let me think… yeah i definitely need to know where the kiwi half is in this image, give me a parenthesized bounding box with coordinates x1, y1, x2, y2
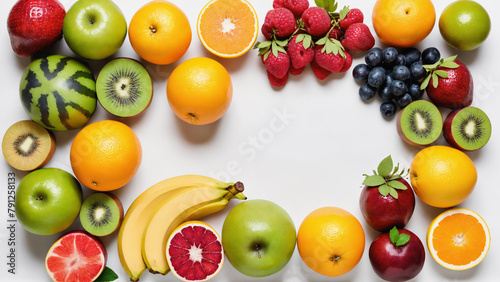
(80, 192, 124, 237)
(443, 107, 491, 151)
(396, 100, 443, 146)
(2, 120, 56, 171)
(96, 58, 153, 117)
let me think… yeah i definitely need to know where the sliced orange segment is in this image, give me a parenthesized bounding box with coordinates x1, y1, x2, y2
(197, 0, 258, 58)
(427, 208, 490, 271)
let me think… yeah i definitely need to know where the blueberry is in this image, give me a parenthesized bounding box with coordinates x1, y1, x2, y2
(352, 64, 371, 83)
(367, 66, 386, 88)
(384, 74, 393, 88)
(365, 47, 384, 67)
(378, 86, 394, 102)
(383, 47, 398, 64)
(410, 61, 426, 81)
(408, 83, 424, 100)
(380, 101, 397, 117)
(422, 47, 441, 64)
(392, 65, 410, 81)
(390, 80, 407, 97)
(395, 93, 413, 108)
(402, 47, 421, 67)
(359, 83, 377, 100)
(395, 54, 406, 66)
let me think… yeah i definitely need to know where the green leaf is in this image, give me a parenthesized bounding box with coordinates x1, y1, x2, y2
(377, 155, 393, 178)
(302, 34, 312, 49)
(432, 72, 439, 88)
(388, 187, 399, 199)
(339, 6, 350, 20)
(296, 33, 306, 43)
(363, 175, 386, 187)
(378, 184, 391, 196)
(275, 39, 288, 47)
(257, 41, 272, 49)
(434, 70, 448, 78)
(388, 180, 408, 190)
(276, 46, 287, 54)
(389, 226, 399, 244)
(420, 73, 431, 90)
(443, 54, 458, 62)
(315, 0, 326, 9)
(316, 37, 327, 46)
(396, 233, 411, 247)
(271, 41, 278, 58)
(263, 50, 271, 61)
(440, 61, 459, 69)
(95, 267, 118, 282)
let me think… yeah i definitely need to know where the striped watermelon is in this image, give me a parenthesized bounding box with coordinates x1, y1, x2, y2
(19, 55, 97, 131)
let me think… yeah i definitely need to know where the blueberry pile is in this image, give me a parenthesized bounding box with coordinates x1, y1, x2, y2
(352, 46, 441, 117)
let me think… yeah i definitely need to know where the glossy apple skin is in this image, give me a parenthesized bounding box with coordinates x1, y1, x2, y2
(63, 0, 127, 60)
(15, 168, 82, 235)
(426, 60, 473, 109)
(222, 199, 296, 277)
(369, 229, 425, 282)
(7, 0, 66, 56)
(359, 178, 415, 232)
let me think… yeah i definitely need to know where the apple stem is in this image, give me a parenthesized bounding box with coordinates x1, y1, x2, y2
(36, 196, 43, 201)
(255, 244, 261, 258)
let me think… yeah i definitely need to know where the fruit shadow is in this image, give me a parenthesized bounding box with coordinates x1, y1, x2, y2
(174, 117, 221, 144)
(198, 47, 253, 73)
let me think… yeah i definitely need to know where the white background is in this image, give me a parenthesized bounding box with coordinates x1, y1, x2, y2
(0, 0, 499, 281)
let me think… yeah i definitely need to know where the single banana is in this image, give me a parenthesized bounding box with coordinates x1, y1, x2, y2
(117, 175, 242, 282)
(142, 181, 245, 275)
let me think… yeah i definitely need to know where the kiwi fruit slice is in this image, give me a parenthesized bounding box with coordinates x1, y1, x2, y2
(443, 107, 491, 151)
(2, 120, 56, 171)
(396, 100, 443, 146)
(96, 58, 153, 117)
(80, 192, 124, 237)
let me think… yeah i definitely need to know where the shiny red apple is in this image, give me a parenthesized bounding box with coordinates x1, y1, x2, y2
(7, 0, 66, 57)
(369, 227, 425, 282)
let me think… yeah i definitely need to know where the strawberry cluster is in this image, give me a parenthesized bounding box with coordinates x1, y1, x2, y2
(255, 0, 375, 87)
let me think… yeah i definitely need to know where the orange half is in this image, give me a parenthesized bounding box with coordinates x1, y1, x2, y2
(427, 208, 490, 271)
(197, 0, 258, 58)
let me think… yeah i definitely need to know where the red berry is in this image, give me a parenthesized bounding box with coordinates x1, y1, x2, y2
(339, 8, 364, 30)
(301, 7, 331, 37)
(287, 34, 314, 69)
(261, 8, 297, 40)
(314, 45, 345, 73)
(328, 27, 343, 40)
(263, 51, 291, 79)
(310, 60, 332, 80)
(272, 0, 285, 9)
(341, 23, 375, 51)
(339, 51, 353, 72)
(288, 64, 305, 76)
(284, 0, 309, 18)
(267, 70, 289, 87)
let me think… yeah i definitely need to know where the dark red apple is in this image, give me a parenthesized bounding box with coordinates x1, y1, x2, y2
(426, 60, 473, 109)
(7, 0, 66, 57)
(359, 156, 415, 232)
(369, 227, 425, 282)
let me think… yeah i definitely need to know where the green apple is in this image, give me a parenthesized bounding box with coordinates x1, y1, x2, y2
(63, 0, 127, 60)
(439, 0, 491, 50)
(222, 199, 296, 277)
(15, 168, 83, 235)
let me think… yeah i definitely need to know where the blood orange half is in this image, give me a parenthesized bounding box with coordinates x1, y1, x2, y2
(45, 230, 107, 282)
(167, 221, 224, 281)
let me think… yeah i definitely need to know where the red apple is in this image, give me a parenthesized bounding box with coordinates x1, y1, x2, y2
(369, 227, 425, 282)
(7, 0, 66, 57)
(359, 156, 415, 232)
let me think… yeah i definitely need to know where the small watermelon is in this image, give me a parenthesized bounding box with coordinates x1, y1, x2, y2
(19, 55, 97, 131)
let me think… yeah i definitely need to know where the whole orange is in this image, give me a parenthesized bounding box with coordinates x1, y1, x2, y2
(167, 57, 233, 125)
(297, 207, 365, 277)
(372, 0, 436, 47)
(128, 0, 191, 65)
(410, 145, 477, 208)
(70, 120, 142, 191)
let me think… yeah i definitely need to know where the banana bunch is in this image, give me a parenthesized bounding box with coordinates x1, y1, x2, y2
(117, 175, 246, 281)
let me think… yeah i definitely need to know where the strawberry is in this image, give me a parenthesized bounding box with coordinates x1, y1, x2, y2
(313, 35, 346, 73)
(310, 60, 331, 80)
(272, 0, 285, 9)
(288, 65, 305, 76)
(262, 50, 291, 79)
(287, 34, 314, 69)
(301, 7, 332, 37)
(284, 0, 309, 18)
(267, 70, 289, 87)
(341, 23, 375, 52)
(339, 8, 364, 30)
(261, 8, 297, 40)
(339, 51, 353, 72)
(328, 27, 343, 40)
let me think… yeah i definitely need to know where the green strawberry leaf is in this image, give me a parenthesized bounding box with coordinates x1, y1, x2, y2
(432, 72, 439, 88)
(316, 0, 337, 13)
(377, 155, 393, 178)
(363, 175, 386, 187)
(378, 184, 391, 197)
(339, 6, 350, 20)
(388, 187, 399, 199)
(275, 39, 288, 47)
(302, 34, 312, 49)
(316, 37, 327, 45)
(420, 73, 432, 90)
(435, 70, 448, 79)
(95, 267, 118, 282)
(389, 227, 410, 247)
(388, 180, 408, 190)
(439, 61, 460, 69)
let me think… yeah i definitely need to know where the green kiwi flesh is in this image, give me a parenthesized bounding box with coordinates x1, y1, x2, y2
(2, 120, 56, 171)
(396, 100, 443, 146)
(444, 107, 491, 151)
(96, 58, 153, 117)
(80, 192, 124, 237)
